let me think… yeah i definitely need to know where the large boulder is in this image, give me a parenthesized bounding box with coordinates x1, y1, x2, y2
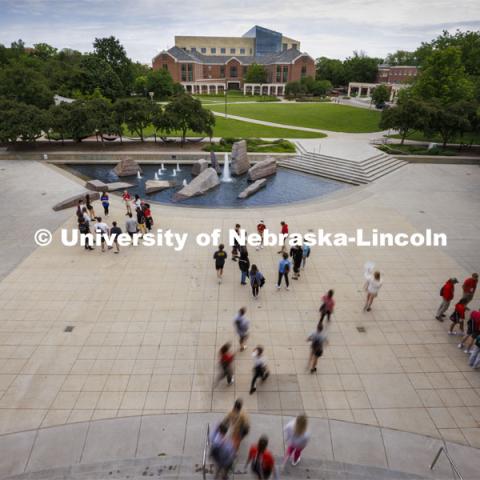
(238, 179, 267, 199)
(191, 159, 209, 177)
(85, 179, 107, 191)
(175, 168, 220, 200)
(248, 157, 277, 181)
(52, 191, 100, 211)
(231, 140, 250, 175)
(145, 180, 177, 194)
(210, 151, 221, 173)
(105, 182, 134, 192)
(114, 158, 143, 177)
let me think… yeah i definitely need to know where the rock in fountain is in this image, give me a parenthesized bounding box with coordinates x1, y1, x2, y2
(145, 180, 177, 194)
(238, 179, 267, 199)
(53, 191, 100, 211)
(175, 168, 220, 200)
(114, 157, 142, 177)
(248, 157, 277, 181)
(230, 140, 250, 176)
(192, 159, 208, 177)
(210, 151, 221, 173)
(221, 153, 233, 183)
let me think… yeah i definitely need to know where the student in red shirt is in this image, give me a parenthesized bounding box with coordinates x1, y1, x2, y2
(122, 190, 132, 215)
(277, 221, 289, 254)
(216, 342, 234, 386)
(458, 309, 480, 353)
(256, 220, 266, 251)
(448, 298, 469, 335)
(245, 435, 277, 479)
(435, 277, 458, 321)
(461, 273, 478, 305)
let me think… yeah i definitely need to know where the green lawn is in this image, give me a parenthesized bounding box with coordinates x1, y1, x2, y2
(207, 103, 382, 133)
(124, 115, 325, 139)
(389, 130, 480, 145)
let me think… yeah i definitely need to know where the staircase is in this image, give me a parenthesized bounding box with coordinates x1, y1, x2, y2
(278, 143, 407, 185)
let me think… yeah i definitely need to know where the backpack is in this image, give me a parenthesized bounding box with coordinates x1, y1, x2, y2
(260, 276, 266, 287)
(450, 310, 460, 324)
(440, 286, 445, 297)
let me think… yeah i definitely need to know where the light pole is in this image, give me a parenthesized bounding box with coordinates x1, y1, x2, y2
(224, 84, 228, 119)
(148, 91, 154, 103)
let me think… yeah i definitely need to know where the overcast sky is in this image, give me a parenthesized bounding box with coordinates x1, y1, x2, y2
(1, 0, 479, 64)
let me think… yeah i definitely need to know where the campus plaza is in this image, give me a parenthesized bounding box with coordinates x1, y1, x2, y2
(59, 227, 449, 250)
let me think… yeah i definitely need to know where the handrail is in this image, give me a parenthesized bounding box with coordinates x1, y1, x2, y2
(430, 446, 463, 480)
(202, 423, 210, 480)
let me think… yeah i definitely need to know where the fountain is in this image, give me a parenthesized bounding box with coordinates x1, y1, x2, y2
(221, 152, 233, 183)
(176, 162, 182, 172)
(171, 168, 177, 177)
(158, 168, 163, 176)
(154, 172, 159, 181)
(182, 179, 188, 187)
(137, 171, 142, 179)
(161, 163, 165, 171)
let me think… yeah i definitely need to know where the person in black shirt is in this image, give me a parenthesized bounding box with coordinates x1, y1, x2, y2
(110, 221, 122, 254)
(213, 244, 227, 284)
(290, 245, 303, 280)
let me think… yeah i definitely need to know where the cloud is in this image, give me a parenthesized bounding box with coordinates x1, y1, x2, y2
(0, 0, 479, 62)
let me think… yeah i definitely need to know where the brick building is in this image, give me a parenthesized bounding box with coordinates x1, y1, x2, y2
(152, 26, 315, 95)
(376, 65, 418, 84)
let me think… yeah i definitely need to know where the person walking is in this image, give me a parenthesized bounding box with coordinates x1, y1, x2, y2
(234, 307, 249, 351)
(458, 309, 480, 354)
(461, 273, 478, 305)
(95, 217, 109, 252)
(290, 245, 303, 280)
(85, 194, 96, 221)
(249, 346, 269, 394)
(277, 221, 289, 254)
(223, 398, 250, 451)
(302, 243, 311, 270)
(125, 212, 138, 239)
(100, 191, 109, 216)
(133, 194, 142, 211)
(256, 220, 266, 251)
(232, 223, 241, 260)
(237, 246, 250, 285)
(136, 207, 146, 236)
(245, 435, 278, 479)
(276, 252, 291, 290)
(319, 289, 335, 325)
(122, 190, 132, 215)
(210, 422, 236, 480)
(250, 264, 265, 299)
(109, 221, 122, 254)
(307, 323, 327, 373)
(217, 342, 234, 386)
(143, 203, 153, 231)
(213, 244, 227, 284)
(283, 415, 310, 467)
(448, 298, 468, 336)
(78, 217, 93, 251)
(364, 271, 382, 312)
(436, 277, 458, 321)
(468, 335, 480, 369)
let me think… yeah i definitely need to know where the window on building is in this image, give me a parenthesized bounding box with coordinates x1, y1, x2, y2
(282, 66, 288, 82)
(276, 65, 281, 82)
(181, 63, 193, 82)
(230, 65, 237, 77)
(282, 43, 287, 51)
(191, 47, 196, 52)
(163, 64, 168, 70)
(221, 48, 226, 54)
(208, 65, 212, 71)
(220, 66, 225, 77)
(301, 65, 307, 78)
(230, 48, 236, 54)
(211, 48, 216, 54)
(250, 48, 253, 54)
(240, 48, 245, 54)
(292, 43, 298, 49)
(201, 47, 206, 53)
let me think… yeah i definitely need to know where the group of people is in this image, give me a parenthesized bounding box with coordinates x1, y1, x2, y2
(437, 273, 480, 368)
(209, 398, 310, 479)
(75, 191, 154, 253)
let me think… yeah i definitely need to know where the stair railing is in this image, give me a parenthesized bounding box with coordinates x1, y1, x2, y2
(430, 446, 463, 480)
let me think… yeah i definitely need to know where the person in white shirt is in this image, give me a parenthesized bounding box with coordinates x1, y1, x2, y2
(364, 270, 382, 312)
(95, 217, 109, 252)
(249, 346, 269, 394)
(233, 307, 249, 351)
(283, 415, 310, 466)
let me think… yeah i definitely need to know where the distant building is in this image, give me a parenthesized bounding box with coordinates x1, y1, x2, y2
(152, 25, 315, 95)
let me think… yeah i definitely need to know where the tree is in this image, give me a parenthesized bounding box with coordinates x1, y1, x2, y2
(162, 94, 215, 145)
(61, 101, 98, 142)
(0, 99, 47, 142)
(0, 62, 53, 109)
(93, 36, 134, 93)
(145, 69, 175, 100)
(371, 84, 390, 106)
(384, 50, 418, 66)
(315, 57, 346, 86)
(114, 98, 157, 141)
(285, 81, 305, 98)
(412, 47, 475, 106)
(343, 51, 381, 83)
(49, 103, 72, 144)
(32, 43, 58, 60)
(244, 63, 268, 84)
(379, 94, 429, 144)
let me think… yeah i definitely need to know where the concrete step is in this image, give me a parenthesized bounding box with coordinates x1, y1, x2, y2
(279, 161, 366, 185)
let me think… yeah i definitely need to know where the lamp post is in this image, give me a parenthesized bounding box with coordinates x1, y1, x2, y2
(224, 84, 228, 119)
(148, 91, 154, 103)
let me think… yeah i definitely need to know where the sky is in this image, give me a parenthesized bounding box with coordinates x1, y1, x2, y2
(1, 0, 479, 64)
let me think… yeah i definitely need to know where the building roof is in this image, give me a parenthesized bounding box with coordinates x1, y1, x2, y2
(155, 47, 311, 65)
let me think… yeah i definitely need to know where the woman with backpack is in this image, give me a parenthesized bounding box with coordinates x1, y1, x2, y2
(245, 435, 278, 479)
(319, 289, 335, 325)
(223, 398, 250, 451)
(307, 323, 327, 373)
(250, 264, 265, 299)
(216, 343, 234, 386)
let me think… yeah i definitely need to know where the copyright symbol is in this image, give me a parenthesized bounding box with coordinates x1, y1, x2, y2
(34, 229, 52, 247)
